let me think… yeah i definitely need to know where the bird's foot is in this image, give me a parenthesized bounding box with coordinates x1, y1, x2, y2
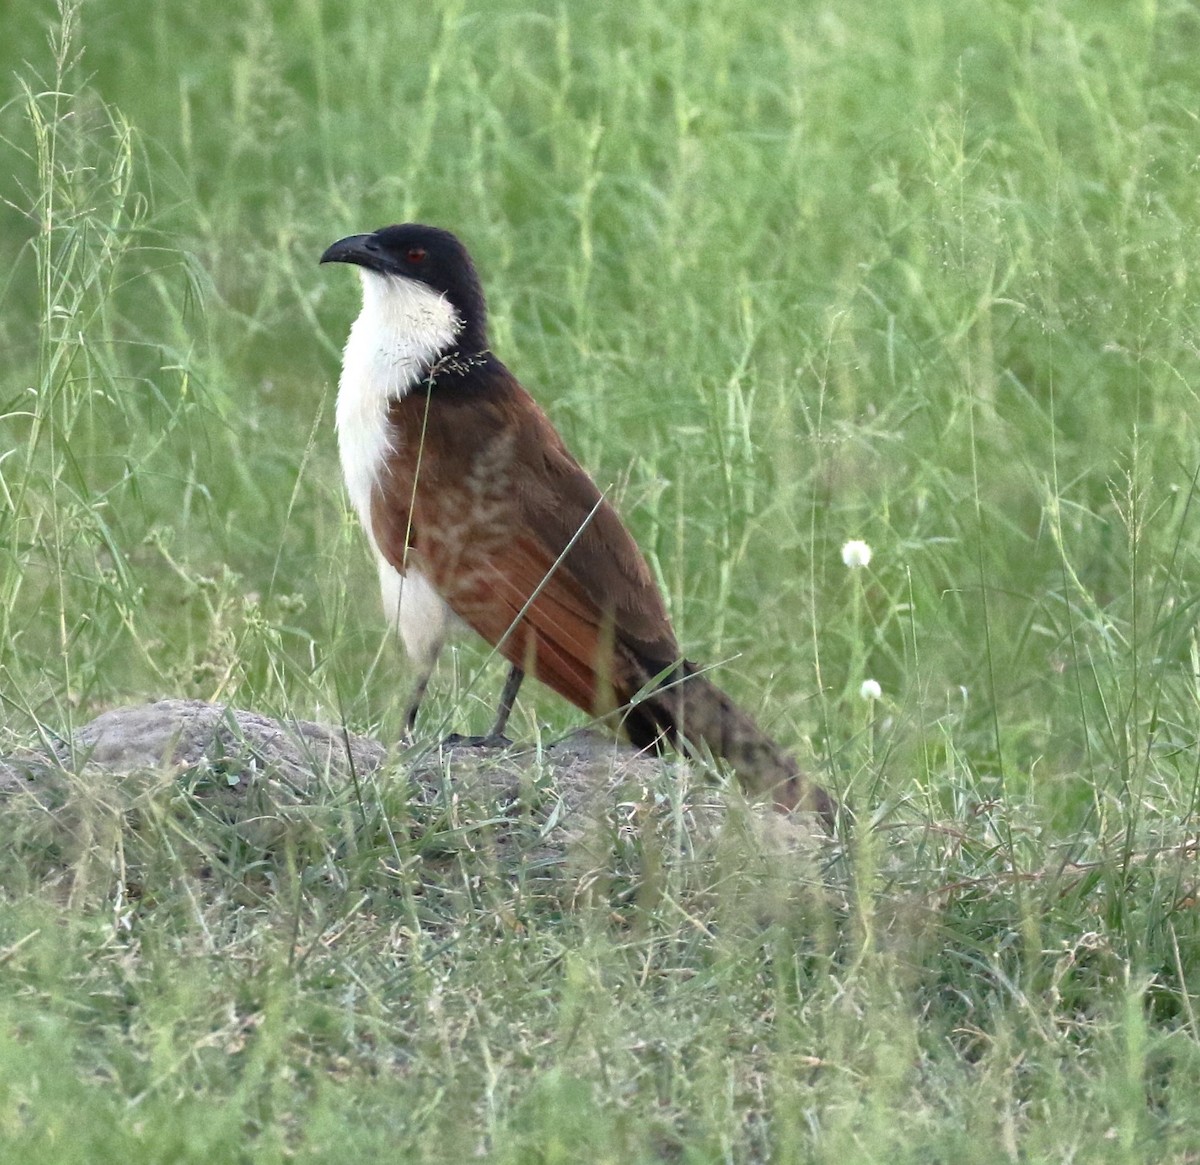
(442, 732, 513, 750)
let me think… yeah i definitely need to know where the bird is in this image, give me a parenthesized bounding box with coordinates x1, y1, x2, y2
(319, 223, 836, 828)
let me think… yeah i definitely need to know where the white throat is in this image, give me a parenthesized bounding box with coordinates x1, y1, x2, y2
(333, 269, 462, 673)
(334, 270, 460, 534)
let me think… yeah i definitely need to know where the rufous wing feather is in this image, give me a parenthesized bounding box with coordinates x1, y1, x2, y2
(369, 364, 836, 826)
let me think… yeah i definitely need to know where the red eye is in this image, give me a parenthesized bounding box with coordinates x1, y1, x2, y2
(406, 247, 427, 263)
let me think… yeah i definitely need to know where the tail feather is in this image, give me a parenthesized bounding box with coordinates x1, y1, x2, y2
(622, 659, 837, 830)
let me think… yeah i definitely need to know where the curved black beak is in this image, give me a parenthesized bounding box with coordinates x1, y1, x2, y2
(319, 233, 378, 268)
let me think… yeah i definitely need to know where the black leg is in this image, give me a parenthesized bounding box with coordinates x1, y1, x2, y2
(487, 664, 525, 740)
(401, 669, 432, 745)
(443, 664, 525, 749)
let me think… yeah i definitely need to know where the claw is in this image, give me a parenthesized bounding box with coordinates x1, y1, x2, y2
(442, 732, 513, 750)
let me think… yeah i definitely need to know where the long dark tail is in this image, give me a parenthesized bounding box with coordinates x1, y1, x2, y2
(621, 659, 838, 831)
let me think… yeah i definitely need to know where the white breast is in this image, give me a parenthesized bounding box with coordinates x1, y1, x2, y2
(334, 269, 463, 667)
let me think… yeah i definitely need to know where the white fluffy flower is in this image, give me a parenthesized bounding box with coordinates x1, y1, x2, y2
(841, 539, 872, 569)
(860, 679, 882, 702)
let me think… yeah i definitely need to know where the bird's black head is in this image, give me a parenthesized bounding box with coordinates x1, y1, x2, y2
(320, 223, 489, 350)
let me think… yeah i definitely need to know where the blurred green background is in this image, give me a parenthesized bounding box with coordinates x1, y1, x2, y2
(3, 1, 1200, 1158)
(5, 0, 1199, 828)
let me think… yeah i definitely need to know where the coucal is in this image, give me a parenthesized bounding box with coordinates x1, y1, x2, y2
(320, 223, 835, 827)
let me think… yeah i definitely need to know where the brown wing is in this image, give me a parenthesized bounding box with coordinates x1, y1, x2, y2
(369, 365, 679, 716)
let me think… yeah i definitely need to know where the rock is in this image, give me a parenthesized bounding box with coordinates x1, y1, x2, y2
(0, 751, 62, 798)
(0, 700, 826, 880)
(67, 698, 387, 789)
(0, 699, 671, 824)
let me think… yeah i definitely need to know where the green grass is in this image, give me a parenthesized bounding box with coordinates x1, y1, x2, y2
(4, 0, 1200, 1158)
